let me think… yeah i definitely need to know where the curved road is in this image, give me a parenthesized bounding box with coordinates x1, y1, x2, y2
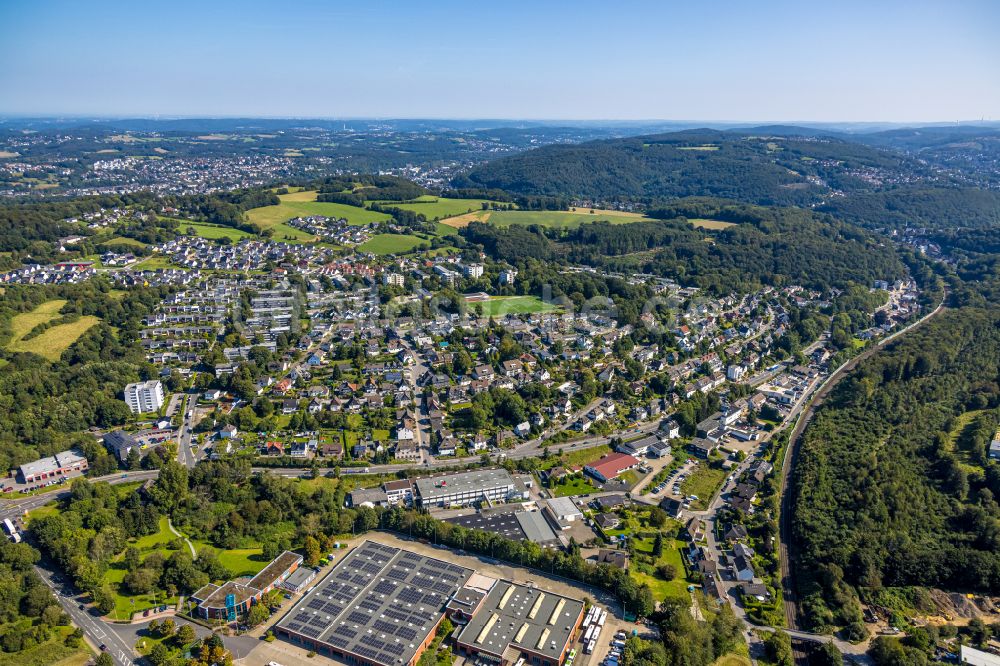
(778, 292, 947, 631)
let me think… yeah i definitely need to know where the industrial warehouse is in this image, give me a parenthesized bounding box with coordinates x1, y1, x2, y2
(276, 541, 586, 666)
(347, 469, 529, 509)
(452, 579, 585, 666)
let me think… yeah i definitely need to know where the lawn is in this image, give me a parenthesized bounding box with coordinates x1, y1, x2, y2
(688, 218, 736, 230)
(358, 233, 426, 255)
(167, 218, 252, 241)
(550, 475, 598, 497)
(371, 197, 500, 221)
(133, 516, 177, 551)
(5, 300, 100, 361)
(468, 295, 560, 316)
(211, 546, 269, 578)
(680, 466, 728, 510)
(247, 190, 392, 228)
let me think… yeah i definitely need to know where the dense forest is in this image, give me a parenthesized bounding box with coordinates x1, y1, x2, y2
(818, 187, 1000, 232)
(461, 202, 906, 295)
(0, 281, 171, 471)
(454, 130, 935, 206)
(791, 307, 1000, 633)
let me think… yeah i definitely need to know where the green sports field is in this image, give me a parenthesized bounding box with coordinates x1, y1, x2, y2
(468, 295, 560, 316)
(358, 233, 426, 255)
(247, 190, 392, 228)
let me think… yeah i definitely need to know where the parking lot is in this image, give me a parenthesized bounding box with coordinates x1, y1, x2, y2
(648, 458, 700, 503)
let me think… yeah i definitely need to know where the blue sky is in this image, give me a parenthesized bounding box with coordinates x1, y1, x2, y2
(1, 0, 998, 121)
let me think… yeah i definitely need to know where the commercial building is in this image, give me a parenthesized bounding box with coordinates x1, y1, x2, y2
(453, 579, 585, 666)
(123, 379, 165, 414)
(414, 468, 520, 508)
(191, 551, 302, 620)
(276, 541, 474, 666)
(544, 497, 583, 525)
(17, 449, 88, 484)
(584, 452, 640, 483)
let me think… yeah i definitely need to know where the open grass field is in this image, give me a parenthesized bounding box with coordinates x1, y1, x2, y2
(5, 300, 100, 361)
(680, 465, 728, 510)
(131, 255, 178, 271)
(358, 233, 426, 255)
(459, 209, 654, 230)
(688, 218, 736, 230)
(0, 151, 20, 159)
(630, 538, 691, 601)
(247, 190, 392, 228)
(0, 626, 91, 666)
(467, 295, 560, 316)
(946, 409, 990, 471)
(370, 196, 500, 221)
(102, 236, 147, 247)
(164, 217, 252, 241)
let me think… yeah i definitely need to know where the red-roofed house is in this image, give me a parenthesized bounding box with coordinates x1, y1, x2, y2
(584, 452, 641, 483)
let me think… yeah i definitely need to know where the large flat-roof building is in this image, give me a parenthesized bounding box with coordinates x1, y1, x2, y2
(276, 541, 474, 666)
(17, 449, 88, 485)
(276, 541, 586, 666)
(414, 469, 520, 508)
(453, 579, 585, 666)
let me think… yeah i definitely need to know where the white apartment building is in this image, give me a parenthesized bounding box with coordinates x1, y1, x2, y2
(123, 380, 165, 414)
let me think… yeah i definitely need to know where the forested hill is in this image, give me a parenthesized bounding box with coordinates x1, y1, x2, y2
(818, 187, 1000, 232)
(791, 306, 1000, 633)
(460, 202, 906, 294)
(453, 129, 936, 206)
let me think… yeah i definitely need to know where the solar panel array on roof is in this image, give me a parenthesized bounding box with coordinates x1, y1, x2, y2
(276, 541, 474, 666)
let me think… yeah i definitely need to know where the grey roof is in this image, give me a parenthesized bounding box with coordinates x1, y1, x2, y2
(446, 512, 526, 541)
(348, 487, 388, 506)
(414, 468, 515, 503)
(515, 511, 560, 545)
(455, 580, 584, 661)
(545, 496, 582, 519)
(104, 430, 138, 460)
(277, 541, 473, 666)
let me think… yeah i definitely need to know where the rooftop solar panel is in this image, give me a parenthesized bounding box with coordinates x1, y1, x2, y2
(346, 610, 371, 624)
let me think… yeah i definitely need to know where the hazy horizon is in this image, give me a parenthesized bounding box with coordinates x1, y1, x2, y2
(2, 0, 999, 121)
